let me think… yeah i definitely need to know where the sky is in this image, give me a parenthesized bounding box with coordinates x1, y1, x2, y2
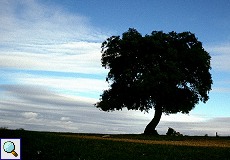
(0, 0, 230, 136)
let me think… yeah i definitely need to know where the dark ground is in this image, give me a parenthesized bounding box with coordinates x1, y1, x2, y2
(1, 129, 230, 160)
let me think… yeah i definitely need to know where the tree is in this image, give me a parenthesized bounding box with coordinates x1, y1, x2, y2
(95, 28, 212, 135)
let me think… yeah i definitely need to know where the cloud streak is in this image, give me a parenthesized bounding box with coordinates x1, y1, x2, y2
(1, 71, 108, 99)
(0, 0, 112, 134)
(0, 0, 109, 74)
(0, 84, 229, 135)
(206, 43, 230, 72)
(0, 42, 107, 74)
(0, 0, 106, 43)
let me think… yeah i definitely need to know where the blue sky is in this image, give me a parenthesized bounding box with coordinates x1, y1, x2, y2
(0, 0, 230, 136)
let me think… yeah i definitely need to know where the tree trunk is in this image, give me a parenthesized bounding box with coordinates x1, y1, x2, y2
(144, 105, 162, 135)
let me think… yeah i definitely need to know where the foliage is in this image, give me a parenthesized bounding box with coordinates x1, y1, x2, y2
(16, 128, 25, 131)
(0, 126, 8, 130)
(96, 28, 212, 115)
(166, 127, 183, 136)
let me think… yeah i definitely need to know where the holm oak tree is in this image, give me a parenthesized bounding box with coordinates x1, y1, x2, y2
(95, 28, 212, 135)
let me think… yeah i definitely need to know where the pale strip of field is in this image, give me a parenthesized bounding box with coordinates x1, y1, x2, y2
(62, 135, 230, 148)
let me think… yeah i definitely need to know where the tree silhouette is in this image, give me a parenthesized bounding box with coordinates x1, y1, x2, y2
(95, 28, 212, 135)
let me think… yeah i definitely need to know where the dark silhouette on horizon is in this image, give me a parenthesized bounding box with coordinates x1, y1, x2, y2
(95, 28, 212, 135)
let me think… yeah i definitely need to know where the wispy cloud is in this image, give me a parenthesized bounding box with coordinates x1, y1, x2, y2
(0, 84, 96, 108)
(211, 87, 230, 93)
(206, 43, 230, 72)
(205, 43, 230, 95)
(0, 0, 109, 74)
(0, 0, 106, 43)
(0, 0, 112, 133)
(60, 117, 70, 121)
(158, 117, 230, 136)
(0, 42, 107, 74)
(22, 112, 38, 119)
(0, 84, 229, 135)
(1, 71, 108, 99)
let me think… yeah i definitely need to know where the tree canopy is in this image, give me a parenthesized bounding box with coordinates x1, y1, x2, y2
(95, 28, 212, 134)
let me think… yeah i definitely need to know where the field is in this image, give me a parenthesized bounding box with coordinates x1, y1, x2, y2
(0, 129, 230, 160)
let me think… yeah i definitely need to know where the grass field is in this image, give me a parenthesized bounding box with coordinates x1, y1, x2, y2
(1, 129, 230, 160)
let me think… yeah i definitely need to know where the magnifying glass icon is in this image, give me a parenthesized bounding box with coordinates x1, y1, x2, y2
(3, 141, 18, 157)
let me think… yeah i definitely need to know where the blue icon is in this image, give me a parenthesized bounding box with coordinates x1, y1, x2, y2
(3, 141, 18, 157)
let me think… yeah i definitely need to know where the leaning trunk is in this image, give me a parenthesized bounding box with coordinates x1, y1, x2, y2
(144, 105, 162, 135)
